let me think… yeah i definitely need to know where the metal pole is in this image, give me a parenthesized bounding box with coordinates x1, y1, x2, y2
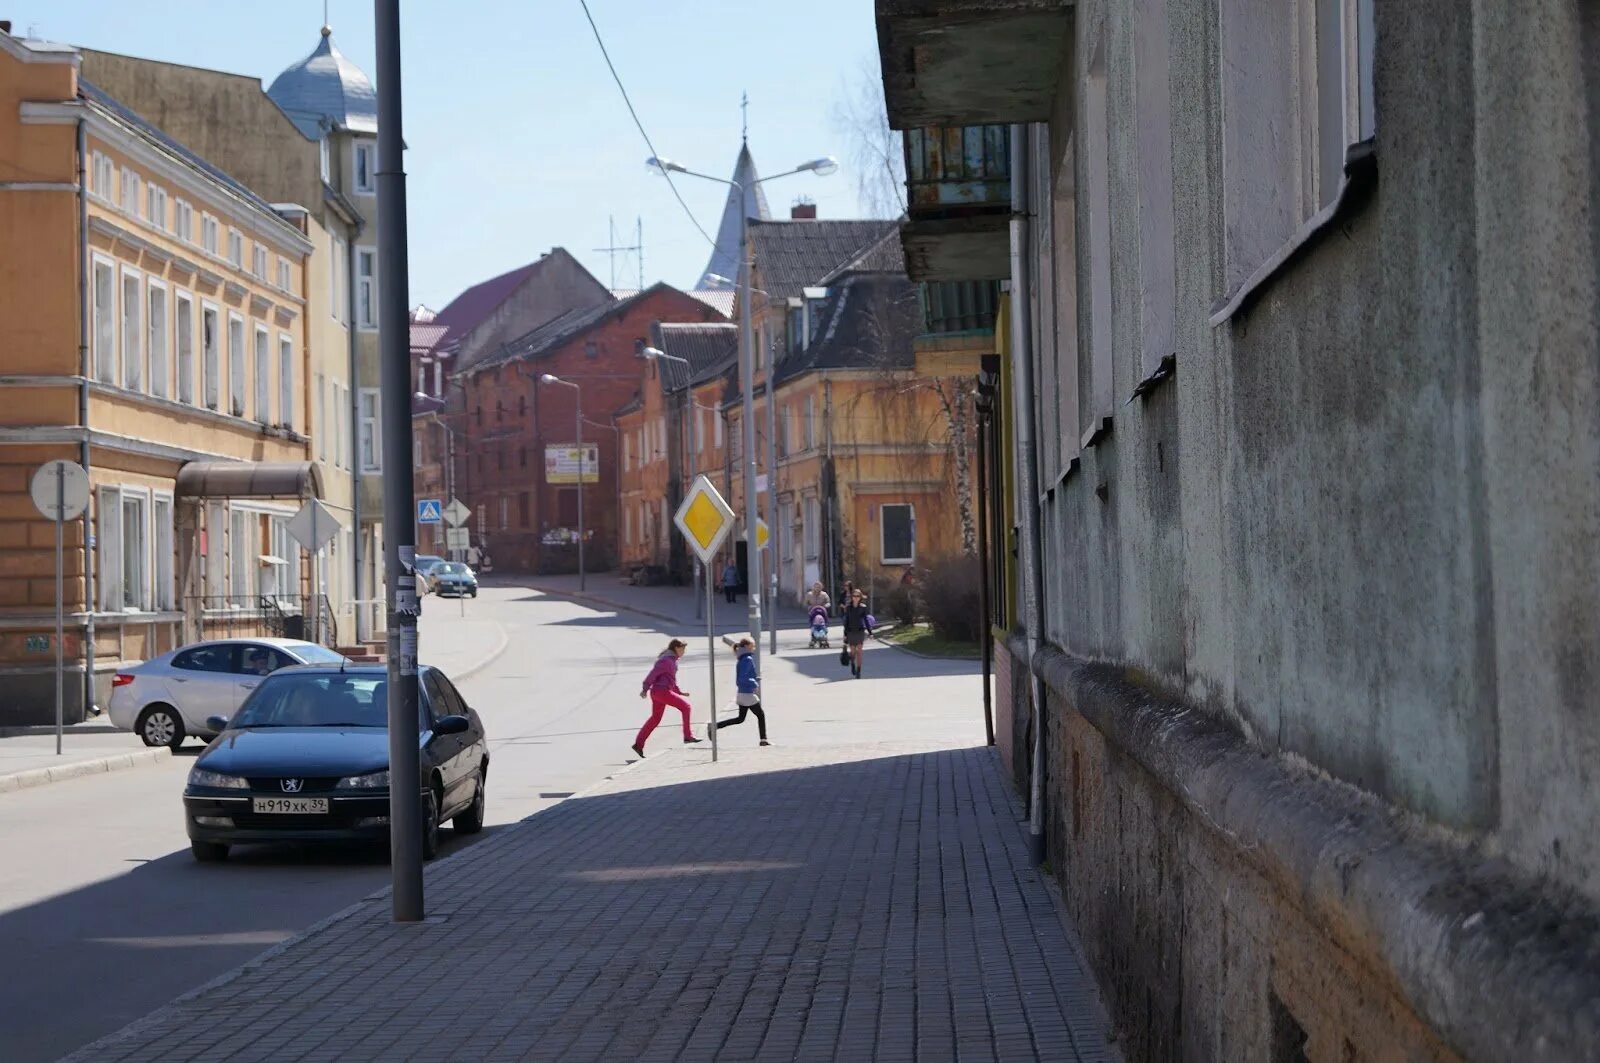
(576, 391, 586, 592)
(976, 395, 995, 746)
(55, 464, 64, 755)
(1008, 124, 1048, 868)
(687, 388, 701, 621)
(766, 342, 778, 656)
(375, 0, 424, 922)
(706, 575, 718, 763)
(738, 196, 762, 665)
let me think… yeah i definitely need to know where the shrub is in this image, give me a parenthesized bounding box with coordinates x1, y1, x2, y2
(871, 574, 920, 626)
(918, 554, 983, 644)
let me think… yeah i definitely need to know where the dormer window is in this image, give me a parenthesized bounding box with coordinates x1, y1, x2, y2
(320, 138, 331, 182)
(354, 142, 376, 194)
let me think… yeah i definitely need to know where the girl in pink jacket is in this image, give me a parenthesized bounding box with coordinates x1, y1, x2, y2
(632, 639, 702, 757)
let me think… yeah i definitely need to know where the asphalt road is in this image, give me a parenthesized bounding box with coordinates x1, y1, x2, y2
(0, 586, 729, 1063)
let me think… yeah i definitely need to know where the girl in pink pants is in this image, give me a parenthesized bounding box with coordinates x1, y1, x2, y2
(633, 639, 702, 758)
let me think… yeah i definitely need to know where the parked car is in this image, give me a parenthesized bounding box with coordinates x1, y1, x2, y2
(182, 663, 488, 863)
(428, 562, 478, 598)
(107, 638, 350, 749)
(413, 554, 446, 593)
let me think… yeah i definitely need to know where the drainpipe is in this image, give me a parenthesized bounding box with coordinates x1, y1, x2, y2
(347, 211, 366, 642)
(1009, 123, 1048, 867)
(76, 115, 97, 716)
(822, 375, 836, 599)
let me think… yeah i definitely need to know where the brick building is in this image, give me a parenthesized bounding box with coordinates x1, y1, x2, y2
(455, 284, 725, 574)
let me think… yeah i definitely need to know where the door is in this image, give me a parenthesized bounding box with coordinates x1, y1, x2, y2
(167, 644, 244, 729)
(420, 669, 468, 815)
(234, 644, 293, 708)
(435, 671, 484, 810)
(734, 540, 749, 596)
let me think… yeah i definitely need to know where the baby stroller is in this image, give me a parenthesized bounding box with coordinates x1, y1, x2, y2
(807, 606, 831, 649)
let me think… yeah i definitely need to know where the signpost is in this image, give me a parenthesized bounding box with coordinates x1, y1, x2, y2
(287, 499, 343, 645)
(674, 475, 736, 763)
(443, 498, 470, 527)
(30, 460, 89, 755)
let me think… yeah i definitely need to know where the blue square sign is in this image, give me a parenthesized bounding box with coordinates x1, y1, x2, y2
(417, 499, 443, 524)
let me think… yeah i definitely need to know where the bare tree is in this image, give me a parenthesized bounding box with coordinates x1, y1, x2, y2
(831, 57, 907, 218)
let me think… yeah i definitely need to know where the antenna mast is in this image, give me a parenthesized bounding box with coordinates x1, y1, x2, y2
(594, 215, 644, 291)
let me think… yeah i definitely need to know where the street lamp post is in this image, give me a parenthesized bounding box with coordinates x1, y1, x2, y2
(641, 346, 700, 618)
(647, 152, 836, 666)
(539, 374, 585, 591)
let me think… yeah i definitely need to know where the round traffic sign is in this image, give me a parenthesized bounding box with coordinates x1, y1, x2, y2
(30, 460, 90, 522)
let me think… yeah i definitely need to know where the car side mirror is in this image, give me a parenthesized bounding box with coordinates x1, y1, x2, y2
(433, 714, 470, 736)
(206, 715, 230, 733)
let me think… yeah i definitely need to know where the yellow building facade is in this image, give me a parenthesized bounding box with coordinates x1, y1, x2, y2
(0, 33, 322, 725)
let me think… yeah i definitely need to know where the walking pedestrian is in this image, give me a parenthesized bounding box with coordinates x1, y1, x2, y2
(804, 581, 831, 614)
(838, 580, 856, 616)
(716, 636, 769, 745)
(633, 639, 702, 758)
(722, 560, 740, 604)
(842, 587, 874, 679)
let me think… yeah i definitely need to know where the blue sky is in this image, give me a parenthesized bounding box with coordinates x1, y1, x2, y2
(14, 1, 890, 306)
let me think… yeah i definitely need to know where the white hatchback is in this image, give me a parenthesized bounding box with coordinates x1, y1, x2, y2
(107, 638, 350, 749)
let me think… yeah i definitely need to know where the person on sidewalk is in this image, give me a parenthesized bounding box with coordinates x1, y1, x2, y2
(722, 560, 740, 604)
(716, 636, 769, 745)
(842, 587, 874, 679)
(633, 639, 702, 758)
(804, 582, 831, 614)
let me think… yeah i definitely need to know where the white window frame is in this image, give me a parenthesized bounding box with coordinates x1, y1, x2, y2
(278, 333, 295, 431)
(276, 256, 291, 292)
(91, 152, 112, 197)
(803, 495, 820, 561)
(229, 506, 255, 606)
(315, 373, 326, 461)
(153, 493, 175, 612)
(119, 166, 140, 215)
(175, 290, 195, 405)
(358, 388, 382, 472)
(320, 138, 331, 182)
(201, 302, 221, 410)
(147, 278, 169, 400)
(254, 323, 272, 425)
(227, 228, 243, 269)
(356, 248, 377, 330)
(91, 254, 117, 384)
(880, 503, 917, 565)
(201, 213, 219, 255)
(253, 243, 268, 280)
(332, 235, 349, 323)
(121, 491, 151, 611)
(97, 486, 123, 612)
(145, 183, 167, 232)
(227, 312, 246, 418)
(174, 199, 193, 243)
(715, 413, 725, 448)
(354, 141, 376, 194)
(120, 266, 143, 392)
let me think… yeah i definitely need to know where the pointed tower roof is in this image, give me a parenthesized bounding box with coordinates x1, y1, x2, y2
(695, 143, 771, 289)
(267, 26, 378, 139)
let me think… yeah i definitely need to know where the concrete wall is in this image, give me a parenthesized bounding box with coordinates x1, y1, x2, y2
(994, 0, 1600, 1057)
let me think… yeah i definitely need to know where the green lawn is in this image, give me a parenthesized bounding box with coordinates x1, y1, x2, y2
(880, 623, 981, 659)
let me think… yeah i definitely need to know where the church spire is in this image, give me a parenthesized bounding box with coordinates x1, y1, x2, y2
(696, 140, 772, 291)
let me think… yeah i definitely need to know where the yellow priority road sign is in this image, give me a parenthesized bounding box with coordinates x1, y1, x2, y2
(675, 475, 736, 564)
(756, 518, 770, 550)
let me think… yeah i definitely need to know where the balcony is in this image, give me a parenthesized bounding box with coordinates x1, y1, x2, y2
(914, 280, 1000, 375)
(876, 0, 1074, 129)
(900, 126, 1011, 282)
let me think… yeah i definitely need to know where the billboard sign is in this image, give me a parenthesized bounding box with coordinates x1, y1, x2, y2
(544, 444, 600, 484)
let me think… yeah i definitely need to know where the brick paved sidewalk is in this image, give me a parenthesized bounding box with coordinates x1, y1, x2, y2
(68, 742, 1118, 1062)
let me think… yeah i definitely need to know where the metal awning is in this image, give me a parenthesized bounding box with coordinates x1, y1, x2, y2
(174, 462, 323, 500)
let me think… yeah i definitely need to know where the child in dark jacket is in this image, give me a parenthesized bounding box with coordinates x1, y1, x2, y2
(716, 636, 769, 745)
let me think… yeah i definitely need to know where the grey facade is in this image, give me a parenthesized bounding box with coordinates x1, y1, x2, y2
(879, 1, 1600, 1060)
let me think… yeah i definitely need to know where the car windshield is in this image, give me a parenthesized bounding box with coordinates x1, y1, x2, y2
(229, 673, 422, 729)
(415, 557, 444, 572)
(437, 563, 469, 576)
(284, 643, 349, 665)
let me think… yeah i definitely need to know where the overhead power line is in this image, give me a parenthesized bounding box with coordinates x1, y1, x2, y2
(576, 0, 717, 251)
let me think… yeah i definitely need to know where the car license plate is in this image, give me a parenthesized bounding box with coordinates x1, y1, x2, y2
(252, 797, 328, 814)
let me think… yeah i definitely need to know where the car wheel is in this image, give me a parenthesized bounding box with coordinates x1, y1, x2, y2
(470, 589, 478, 598)
(421, 787, 441, 861)
(190, 841, 229, 862)
(137, 704, 185, 749)
(453, 771, 486, 835)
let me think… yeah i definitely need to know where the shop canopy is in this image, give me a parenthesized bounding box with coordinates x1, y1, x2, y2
(174, 461, 322, 501)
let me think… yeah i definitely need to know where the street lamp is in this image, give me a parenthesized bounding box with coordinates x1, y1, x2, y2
(641, 345, 704, 618)
(648, 150, 835, 662)
(538, 373, 586, 591)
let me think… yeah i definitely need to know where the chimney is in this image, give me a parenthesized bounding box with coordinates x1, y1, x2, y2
(790, 196, 817, 220)
(0, 21, 12, 34)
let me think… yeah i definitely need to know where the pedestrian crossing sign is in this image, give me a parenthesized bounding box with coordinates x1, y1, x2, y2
(417, 499, 443, 524)
(675, 475, 735, 564)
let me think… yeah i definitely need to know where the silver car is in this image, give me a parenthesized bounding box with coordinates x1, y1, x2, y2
(107, 638, 350, 749)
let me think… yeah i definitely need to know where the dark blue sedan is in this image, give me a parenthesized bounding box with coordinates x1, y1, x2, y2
(183, 664, 489, 863)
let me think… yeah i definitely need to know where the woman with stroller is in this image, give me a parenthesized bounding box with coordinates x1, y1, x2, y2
(633, 639, 702, 758)
(842, 587, 874, 678)
(715, 636, 769, 745)
(804, 582, 831, 613)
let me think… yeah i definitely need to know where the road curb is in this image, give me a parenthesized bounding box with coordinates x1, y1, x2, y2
(448, 618, 512, 682)
(0, 746, 170, 794)
(872, 627, 982, 662)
